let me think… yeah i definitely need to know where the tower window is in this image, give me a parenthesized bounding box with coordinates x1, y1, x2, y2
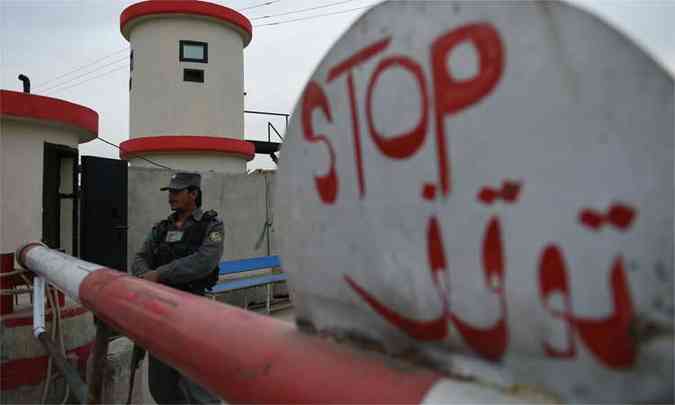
(184, 68, 205, 83)
(180, 40, 208, 63)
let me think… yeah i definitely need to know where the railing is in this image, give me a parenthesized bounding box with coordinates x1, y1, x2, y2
(15, 242, 501, 404)
(244, 109, 290, 133)
(244, 109, 288, 165)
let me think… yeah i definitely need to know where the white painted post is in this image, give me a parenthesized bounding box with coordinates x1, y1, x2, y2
(32, 276, 46, 338)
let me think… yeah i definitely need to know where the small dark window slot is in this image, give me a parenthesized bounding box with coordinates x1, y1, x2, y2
(184, 68, 204, 83)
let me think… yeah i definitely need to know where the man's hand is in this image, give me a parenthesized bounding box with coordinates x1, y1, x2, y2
(140, 270, 161, 283)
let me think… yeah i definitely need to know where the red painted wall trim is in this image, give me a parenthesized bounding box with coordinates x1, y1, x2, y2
(121, 0, 252, 46)
(0, 90, 98, 142)
(1, 253, 15, 315)
(1, 341, 93, 391)
(119, 135, 255, 161)
(2, 306, 90, 328)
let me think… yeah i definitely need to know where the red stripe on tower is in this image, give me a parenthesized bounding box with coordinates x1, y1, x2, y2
(119, 136, 255, 161)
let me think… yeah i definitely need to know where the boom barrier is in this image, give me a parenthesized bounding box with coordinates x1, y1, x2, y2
(16, 242, 541, 404)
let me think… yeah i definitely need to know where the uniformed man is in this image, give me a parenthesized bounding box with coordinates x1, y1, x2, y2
(131, 171, 223, 404)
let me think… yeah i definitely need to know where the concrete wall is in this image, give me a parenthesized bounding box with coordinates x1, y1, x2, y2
(128, 152, 245, 175)
(128, 17, 245, 139)
(127, 166, 278, 271)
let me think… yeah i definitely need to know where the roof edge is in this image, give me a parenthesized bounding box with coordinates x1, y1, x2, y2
(120, 1, 252, 47)
(0, 90, 98, 143)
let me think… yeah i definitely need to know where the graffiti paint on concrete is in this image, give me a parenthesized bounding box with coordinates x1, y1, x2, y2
(277, 1, 673, 402)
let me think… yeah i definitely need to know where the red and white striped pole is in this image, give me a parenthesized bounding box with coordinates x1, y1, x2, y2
(16, 242, 525, 404)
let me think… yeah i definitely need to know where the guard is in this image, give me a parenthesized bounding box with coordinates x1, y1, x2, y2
(131, 171, 223, 404)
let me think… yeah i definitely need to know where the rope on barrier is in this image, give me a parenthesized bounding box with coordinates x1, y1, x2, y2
(1, 261, 71, 404)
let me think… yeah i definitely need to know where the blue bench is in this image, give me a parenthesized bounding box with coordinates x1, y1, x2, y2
(206, 255, 289, 313)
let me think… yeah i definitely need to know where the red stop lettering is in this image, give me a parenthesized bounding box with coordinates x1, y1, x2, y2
(431, 23, 505, 196)
(302, 81, 338, 204)
(366, 56, 430, 159)
(345, 215, 508, 361)
(539, 246, 637, 368)
(327, 38, 391, 198)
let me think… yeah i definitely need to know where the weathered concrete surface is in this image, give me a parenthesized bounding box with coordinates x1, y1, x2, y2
(127, 166, 281, 307)
(276, 0, 673, 403)
(1, 297, 95, 404)
(0, 375, 69, 404)
(127, 167, 279, 271)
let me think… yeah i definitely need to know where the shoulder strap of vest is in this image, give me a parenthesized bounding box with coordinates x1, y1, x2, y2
(201, 210, 218, 221)
(153, 219, 171, 240)
(189, 210, 218, 243)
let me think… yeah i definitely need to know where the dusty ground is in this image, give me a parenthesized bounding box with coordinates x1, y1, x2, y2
(270, 305, 295, 323)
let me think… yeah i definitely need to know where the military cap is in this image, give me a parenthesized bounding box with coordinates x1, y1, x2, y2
(160, 172, 201, 191)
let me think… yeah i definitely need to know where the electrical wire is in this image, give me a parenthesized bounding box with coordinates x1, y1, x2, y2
(1, 279, 71, 403)
(34, 2, 368, 95)
(254, 5, 369, 27)
(96, 136, 175, 171)
(1, 274, 69, 404)
(53, 287, 70, 405)
(239, 0, 280, 11)
(40, 288, 57, 404)
(36, 4, 371, 96)
(0, 270, 33, 295)
(34, 47, 129, 91)
(250, 0, 357, 20)
(40, 56, 129, 94)
(45, 63, 129, 95)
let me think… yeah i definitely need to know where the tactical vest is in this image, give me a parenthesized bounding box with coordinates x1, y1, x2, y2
(152, 210, 219, 294)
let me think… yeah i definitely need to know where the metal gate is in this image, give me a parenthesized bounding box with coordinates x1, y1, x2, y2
(42, 143, 78, 254)
(80, 156, 128, 271)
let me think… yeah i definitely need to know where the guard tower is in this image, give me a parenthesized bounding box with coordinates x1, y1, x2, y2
(0, 89, 98, 403)
(119, 0, 254, 173)
(0, 90, 97, 257)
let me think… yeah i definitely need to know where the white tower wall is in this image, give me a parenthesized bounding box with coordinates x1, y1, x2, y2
(1, 120, 79, 254)
(129, 17, 245, 140)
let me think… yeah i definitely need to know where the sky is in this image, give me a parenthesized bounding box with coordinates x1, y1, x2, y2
(1, 0, 673, 172)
